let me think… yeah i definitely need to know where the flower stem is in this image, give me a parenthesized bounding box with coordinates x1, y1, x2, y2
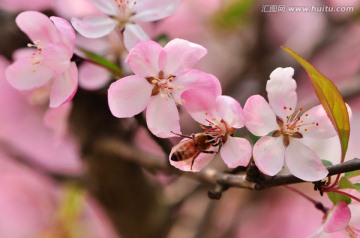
(323, 173, 341, 191)
(284, 185, 328, 214)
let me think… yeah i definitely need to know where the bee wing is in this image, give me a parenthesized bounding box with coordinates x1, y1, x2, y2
(169, 143, 218, 172)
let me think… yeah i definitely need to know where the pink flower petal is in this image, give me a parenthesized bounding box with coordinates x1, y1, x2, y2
(159, 39, 207, 76)
(50, 16, 76, 54)
(323, 201, 351, 233)
(49, 62, 78, 108)
(243, 95, 279, 136)
(348, 203, 360, 228)
(12, 48, 35, 60)
(216, 95, 244, 128)
(125, 40, 162, 77)
(16, 11, 60, 47)
(5, 56, 53, 90)
(181, 89, 218, 125)
(266, 67, 297, 120)
(169, 138, 217, 172)
(146, 95, 181, 138)
(90, 0, 119, 15)
(108, 75, 152, 117)
(71, 15, 117, 38)
(0, 0, 51, 12)
(79, 62, 111, 90)
(299, 105, 337, 139)
(43, 42, 71, 75)
(123, 24, 150, 51)
(132, 0, 181, 22)
(220, 136, 252, 168)
(176, 70, 222, 96)
(43, 102, 72, 140)
(285, 139, 328, 181)
(253, 136, 285, 176)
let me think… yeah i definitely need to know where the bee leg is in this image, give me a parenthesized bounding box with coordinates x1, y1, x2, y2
(190, 158, 195, 170)
(201, 151, 216, 154)
(170, 131, 193, 139)
(190, 152, 201, 170)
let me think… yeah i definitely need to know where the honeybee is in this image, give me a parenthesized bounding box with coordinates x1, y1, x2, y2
(170, 132, 220, 170)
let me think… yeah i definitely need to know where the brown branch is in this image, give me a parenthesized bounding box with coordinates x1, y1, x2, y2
(96, 139, 360, 192)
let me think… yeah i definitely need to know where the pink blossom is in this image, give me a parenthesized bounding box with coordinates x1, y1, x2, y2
(71, 0, 181, 50)
(169, 91, 252, 172)
(0, 152, 117, 238)
(108, 39, 221, 138)
(5, 11, 78, 108)
(0, 56, 82, 175)
(243, 67, 336, 181)
(309, 201, 352, 238)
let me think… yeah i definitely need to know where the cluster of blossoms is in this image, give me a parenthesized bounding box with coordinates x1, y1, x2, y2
(5, 10, 337, 183)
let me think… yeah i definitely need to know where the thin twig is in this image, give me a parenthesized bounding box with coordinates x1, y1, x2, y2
(95, 138, 360, 191)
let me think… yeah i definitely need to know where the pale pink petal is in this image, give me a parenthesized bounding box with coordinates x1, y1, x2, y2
(266, 67, 297, 120)
(42, 43, 71, 74)
(169, 138, 217, 172)
(243, 95, 279, 136)
(175, 70, 222, 97)
(90, 0, 119, 15)
(348, 203, 360, 228)
(16, 11, 60, 47)
(308, 226, 325, 238)
(49, 62, 78, 108)
(253, 136, 285, 176)
(5, 57, 53, 90)
(285, 139, 328, 181)
(159, 39, 207, 76)
(220, 136, 252, 168)
(125, 40, 162, 77)
(123, 24, 150, 51)
(12, 48, 34, 61)
(71, 15, 117, 38)
(43, 102, 72, 140)
(132, 0, 181, 22)
(79, 62, 111, 90)
(0, 0, 51, 12)
(50, 16, 76, 53)
(146, 95, 181, 138)
(323, 201, 351, 233)
(299, 105, 337, 139)
(108, 75, 152, 117)
(216, 95, 244, 128)
(181, 89, 218, 125)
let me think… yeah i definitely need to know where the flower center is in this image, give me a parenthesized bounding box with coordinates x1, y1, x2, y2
(113, 0, 137, 26)
(27, 40, 44, 70)
(146, 71, 184, 104)
(272, 106, 319, 146)
(201, 118, 235, 144)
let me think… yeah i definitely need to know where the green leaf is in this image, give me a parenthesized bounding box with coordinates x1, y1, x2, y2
(154, 34, 170, 46)
(56, 184, 86, 237)
(327, 191, 351, 204)
(354, 183, 360, 191)
(338, 177, 357, 189)
(212, 0, 254, 29)
(249, 132, 261, 144)
(321, 159, 333, 167)
(79, 48, 122, 77)
(345, 168, 360, 177)
(282, 47, 350, 163)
